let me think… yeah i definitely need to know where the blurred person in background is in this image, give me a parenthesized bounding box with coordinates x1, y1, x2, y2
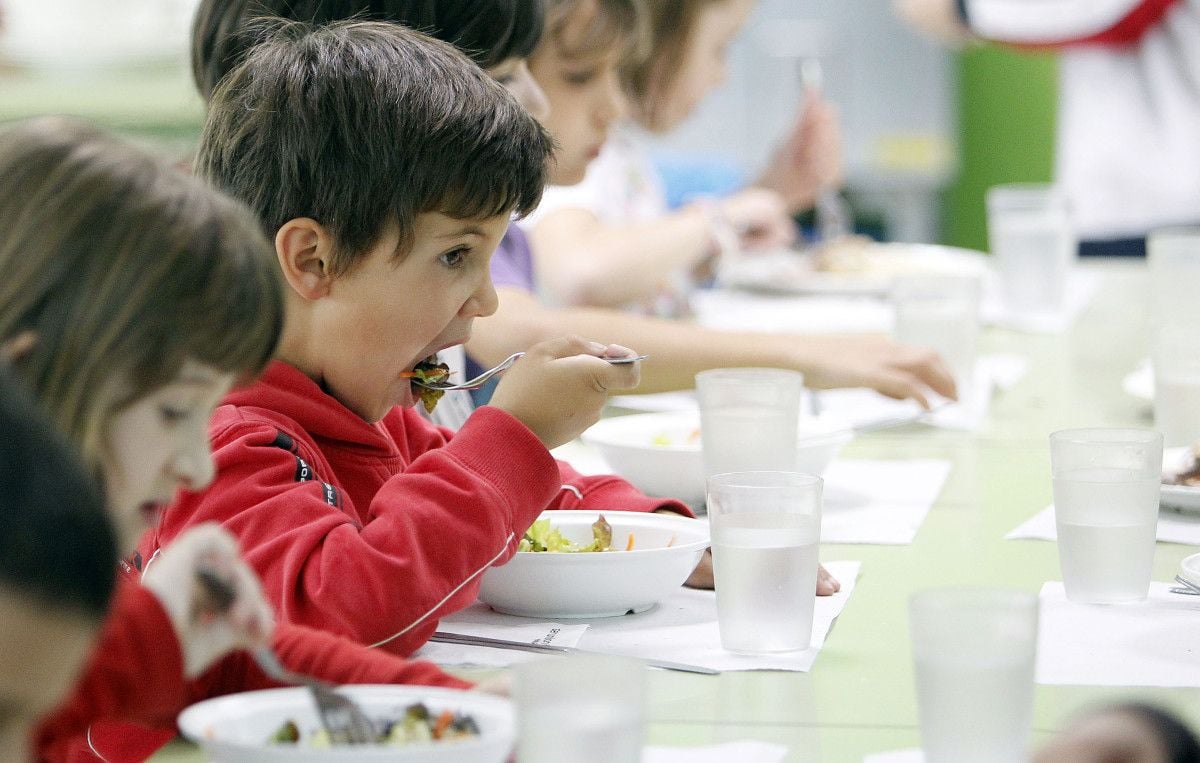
(896, 0, 1200, 257)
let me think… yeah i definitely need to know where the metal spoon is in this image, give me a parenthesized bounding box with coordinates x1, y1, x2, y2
(411, 353, 649, 391)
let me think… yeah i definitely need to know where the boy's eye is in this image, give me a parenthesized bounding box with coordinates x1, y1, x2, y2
(493, 74, 514, 85)
(439, 247, 469, 269)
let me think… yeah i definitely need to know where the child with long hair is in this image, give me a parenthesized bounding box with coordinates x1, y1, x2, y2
(463, 0, 954, 411)
(0, 118, 475, 762)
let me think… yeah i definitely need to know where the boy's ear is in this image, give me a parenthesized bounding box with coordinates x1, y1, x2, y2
(275, 218, 335, 300)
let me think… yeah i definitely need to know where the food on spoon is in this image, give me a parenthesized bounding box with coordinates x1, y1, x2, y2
(400, 355, 451, 413)
(268, 702, 479, 746)
(519, 514, 614, 552)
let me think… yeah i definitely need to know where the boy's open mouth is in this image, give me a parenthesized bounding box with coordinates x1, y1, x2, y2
(399, 355, 452, 413)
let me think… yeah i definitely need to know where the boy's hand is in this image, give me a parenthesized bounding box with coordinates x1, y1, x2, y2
(489, 336, 641, 449)
(142, 523, 275, 678)
(686, 550, 841, 596)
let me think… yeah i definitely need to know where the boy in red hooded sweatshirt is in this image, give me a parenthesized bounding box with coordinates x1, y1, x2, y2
(142, 17, 694, 660)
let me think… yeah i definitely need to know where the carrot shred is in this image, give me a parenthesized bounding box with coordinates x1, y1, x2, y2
(434, 709, 454, 739)
(625, 532, 635, 551)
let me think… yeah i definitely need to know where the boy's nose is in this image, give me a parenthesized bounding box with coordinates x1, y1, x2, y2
(467, 274, 500, 318)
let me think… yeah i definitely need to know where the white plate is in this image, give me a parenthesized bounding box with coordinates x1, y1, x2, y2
(581, 410, 853, 505)
(1161, 484, 1200, 512)
(1162, 446, 1200, 512)
(717, 242, 989, 296)
(178, 685, 514, 762)
(478, 510, 709, 618)
(1123, 359, 1153, 401)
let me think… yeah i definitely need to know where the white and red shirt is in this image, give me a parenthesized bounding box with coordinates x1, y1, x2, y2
(963, 0, 1200, 240)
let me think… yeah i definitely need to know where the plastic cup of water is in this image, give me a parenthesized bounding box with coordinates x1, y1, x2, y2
(695, 368, 804, 479)
(1149, 227, 1200, 330)
(891, 275, 982, 402)
(1152, 325, 1200, 448)
(986, 183, 1075, 320)
(910, 587, 1039, 763)
(1049, 428, 1163, 603)
(514, 654, 644, 763)
(706, 470, 822, 653)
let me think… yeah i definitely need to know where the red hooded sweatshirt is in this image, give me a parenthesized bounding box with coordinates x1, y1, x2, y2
(140, 362, 691, 657)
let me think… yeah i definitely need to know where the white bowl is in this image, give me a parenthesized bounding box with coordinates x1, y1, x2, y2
(581, 411, 854, 505)
(478, 510, 709, 618)
(178, 685, 513, 762)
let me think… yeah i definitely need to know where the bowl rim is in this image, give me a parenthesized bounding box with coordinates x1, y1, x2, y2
(178, 684, 514, 752)
(581, 410, 854, 453)
(513, 509, 710, 557)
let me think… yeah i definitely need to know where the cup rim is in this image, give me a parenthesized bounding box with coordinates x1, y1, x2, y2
(908, 586, 1038, 614)
(1048, 427, 1163, 446)
(985, 182, 1065, 205)
(706, 470, 824, 491)
(694, 367, 805, 387)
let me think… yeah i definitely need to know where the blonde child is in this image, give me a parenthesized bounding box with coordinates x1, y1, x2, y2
(0, 119, 477, 762)
(143, 18, 693, 661)
(523, 0, 839, 309)
(465, 0, 956, 409)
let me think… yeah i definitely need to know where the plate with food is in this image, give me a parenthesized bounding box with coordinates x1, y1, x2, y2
(478, 510, 709, 618)
(1163, 446, 1200, 513)
(580, 410, 853, 506)
(178, 685, 513, 762)
(717, 239, 991, 296)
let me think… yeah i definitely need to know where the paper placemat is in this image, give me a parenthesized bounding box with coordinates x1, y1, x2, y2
(822, 460, 951, 545)
(646, 741, 787, 763)
(1007, 505, 1200, 546)
(434, 619, 589, 648)
(1037, 581, 1200, 687)
(417, 560, 860, 672)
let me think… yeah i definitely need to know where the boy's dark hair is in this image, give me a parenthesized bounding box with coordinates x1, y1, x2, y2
(0, 364, 116, 618)
(191, 0, 544, 101)
(197, 19, 554, 275)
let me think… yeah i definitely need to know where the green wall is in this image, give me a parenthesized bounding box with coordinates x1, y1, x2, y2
(942, 45, 1059, 251)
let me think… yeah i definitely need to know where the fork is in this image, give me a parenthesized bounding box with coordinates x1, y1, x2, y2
(411, 352, 649, 391)
(195, 569, 377, 745)
(250, 645, 378, 745)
